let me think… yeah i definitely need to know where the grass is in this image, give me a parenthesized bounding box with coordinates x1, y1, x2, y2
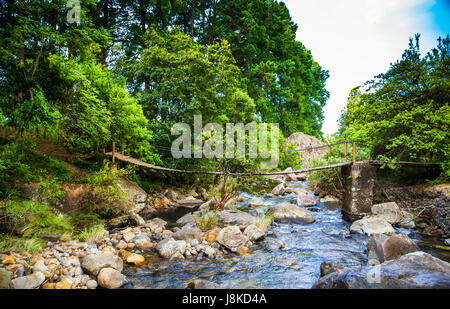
(194, 211, 219, 231)
(255, 214, 273, 232)
(0, 200, 74, 237)
(77, 224, 107, 243)
(0, 234, 45, 254)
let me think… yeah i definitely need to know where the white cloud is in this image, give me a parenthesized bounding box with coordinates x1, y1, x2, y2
(282, 0, 441, 135)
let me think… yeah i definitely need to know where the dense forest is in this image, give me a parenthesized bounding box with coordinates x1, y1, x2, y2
(0, 0, 328, 182)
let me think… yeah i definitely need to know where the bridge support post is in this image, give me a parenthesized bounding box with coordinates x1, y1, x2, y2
(342, 162, 376, 221)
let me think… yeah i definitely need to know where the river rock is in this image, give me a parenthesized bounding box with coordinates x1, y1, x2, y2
(312, 251, 450, 289)
(186, 279, 223, 289)
(283, 167, 299, 181)
(173, 227, 203, 243)
(80, 253, 123, 276)
(268, 174, 286, 184)
(156, 238, 186, 258)
(249, 197, 264, 206)
(244, 224, 265, 242)
(217, 210, 255, 229)
(204, 228, 221, 243)
(117, 179, 147, 213)
(10, 271, 45, 289)
(126, 253, 145, 266)
(145, 218, 167, 230)
(177, 197, 204, 208)
(216, 226, 249, 250)
(198, 199, 216, 212)
(320, 195, 342, 206)
(55, 277, 73, 289)
(320, 262, 344, 277)
(349, 216, 396, 236)
(97, 268, 129, 289)
(86, 280, 98, 289)
(176, 213, 196, 226)
(398, 210, 415, 229)
(371, 202, 403, 225)
(271, 183, 285, 195)
(0, 268, 12, 289)
(296, 193, 316, 207)
(367, 234, 418, 264)
(268, 203, 315, 224)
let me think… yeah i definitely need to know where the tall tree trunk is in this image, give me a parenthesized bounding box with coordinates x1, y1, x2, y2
(100, 0, 109, 65)
(190, 0, 196, 39)
(209, 0, 217, 45)
(139, 1, 150, 91)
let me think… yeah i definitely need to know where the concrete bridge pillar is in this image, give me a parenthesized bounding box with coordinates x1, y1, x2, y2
(342, 163, 376, 221)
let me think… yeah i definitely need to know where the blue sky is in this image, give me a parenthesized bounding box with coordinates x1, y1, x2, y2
(282, 0, 450, 135)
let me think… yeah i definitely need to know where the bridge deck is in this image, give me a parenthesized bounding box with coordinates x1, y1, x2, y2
(105, 152, 438, 177)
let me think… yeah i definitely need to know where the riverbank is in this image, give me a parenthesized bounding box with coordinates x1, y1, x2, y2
(1, 174, 449, 289)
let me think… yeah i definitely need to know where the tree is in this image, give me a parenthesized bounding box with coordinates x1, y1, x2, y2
(340, 34, 450, 176)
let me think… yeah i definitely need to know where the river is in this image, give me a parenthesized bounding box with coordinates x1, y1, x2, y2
(123, 180, 449, 289)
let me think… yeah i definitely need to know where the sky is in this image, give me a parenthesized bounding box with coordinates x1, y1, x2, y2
(282, 0, 450, 135)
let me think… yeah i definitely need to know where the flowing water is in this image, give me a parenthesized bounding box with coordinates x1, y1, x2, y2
(124, 180, 449, 289)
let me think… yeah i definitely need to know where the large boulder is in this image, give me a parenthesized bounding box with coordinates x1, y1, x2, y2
(244, 224, 265, 242)
(10, 271, 45, 289)
(285, 132, 328, 161)
(80, 253, 123, 276)
(116, 179, 147, 213)
(155, 237, 186, 258)
(371, 202, 403, 225)
(312, 251, 450, 289)
(349, 217, 396, 236)
(216, 226, 249, 250)
(217, 210, 255, 229)
(367, 234, 418, 264)
(267, 203, 315, 224)
(97, 268, 129, 289)
(173, 227, 203, 243)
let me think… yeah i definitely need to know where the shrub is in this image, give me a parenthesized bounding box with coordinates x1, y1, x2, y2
(77, 224, 107, 244)
(194, 211, 219, 231)
(0, 200, 73, 237)
(86, 162, 132, 216)
(305, 140, 370, 197)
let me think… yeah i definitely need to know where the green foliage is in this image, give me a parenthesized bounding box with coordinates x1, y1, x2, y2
(305, 140, 371, 196)
(339, 35, 449, 177)
(255, 214, 273, 233)
(194, 211, 219, 231)
(0, 234, 45, 254)
(0, 140, 71, 197)
(0, 200, 73, 237)
(37, 178, 65, 206)
(77, 224, 107, 244)
(86, 162, 132, 216)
